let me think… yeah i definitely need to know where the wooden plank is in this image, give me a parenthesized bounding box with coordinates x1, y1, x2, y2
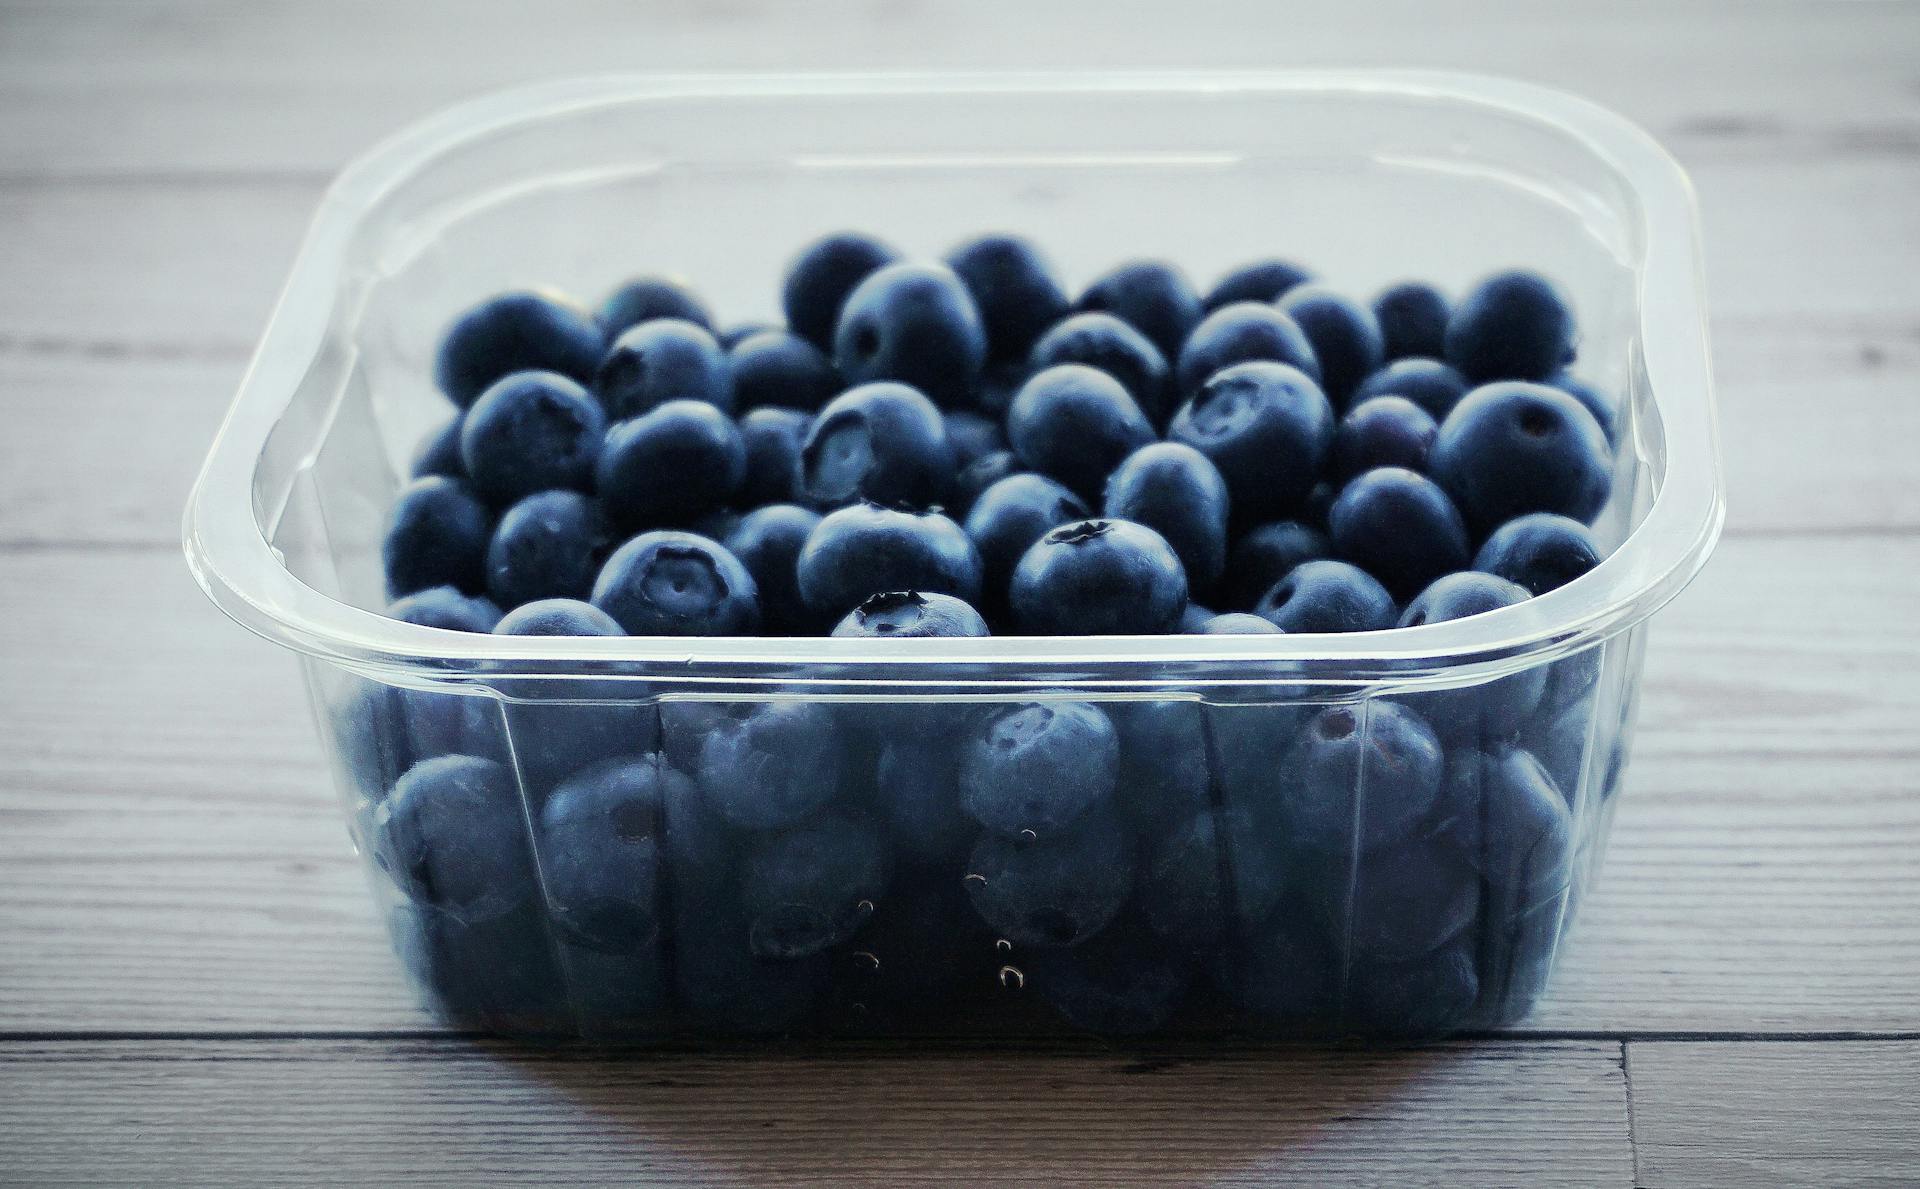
(0, 0, 1914, 176)
(0, 1038, 1632, 1186)
(0, 535, 1914, 1034)
(1628, 1040, 1920, 1187)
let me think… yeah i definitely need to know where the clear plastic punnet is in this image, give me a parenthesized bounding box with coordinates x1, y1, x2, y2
(185, 73, 1722, 1041)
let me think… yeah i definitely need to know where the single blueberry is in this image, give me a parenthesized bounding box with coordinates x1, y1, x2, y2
(1103, 442, 1231, 593)
(741, 811, 893, 959)
(1351, 357, 1473, 422)
(390, 900, 569, 1033)
(832, 590, 990, 640)
(1226, 915, 1340, 1032)
(950, 449, 1024, 519)
(1446, 269, 1578, 382)
(1139, 807, 1289, 954)
(944, 232, 1070, 363)
(964, 473, 1090, 616)
(383, 475, 493, 599)
(782, 231, 902, 350)
(374, 755, 536, 923)
(1398, 572, 1548, 744)
(1009, 518, 1189, 636)
(964, 806, 1134, 949)
(1445, 746, 1575, 903)
(1203, 258, 1313, 310)
(1277, 284, 1385, 408)
(591, 530, 759, 635)
(975, 362, 1026, 419)
(1344, 935, 1481, 1038)
(696, 701, 845, 831)
(1107, 699, 1211, 840)
(1075, 259, 1202, 362)
(1222, 520, 1331, 611)
(718, 322, 780, 349)
(1547, 370, 1620, 444)
(1372, 281, 1451, 361)
(796, 502, 982, 620)
(874, 739, 977, 867)
(1177, 602, 1216, 633)
(594, 318, 733, 420)
(1474, 512, 1606, 596)
(1276, 702, 1445, 853)
(960, 699, 1120, 837)
(1313, 829, 1478, 964)
(596, 399, 747, 530)
(494, 597, 624, 638)
(484, 489, 614, 608)
(727, 329, 839, 412)
(1027, 311, 1172, 426)
(1329, 467, 1471, 599)
(1253, 559, 1396, 634)
(1196, 612, 1281, 635)
(492, 602, 649, 795)
(1025, 918, 1195, 1035)
(1431, 381, 1613, 533)
(1174, 301, 1321, 397)
(1524, 693, 1596, 797)
(1168, 361, 1334, 524)
(670, 895, 831, 1035)
(943, 410, 1007, 471)
(833, 262, 986, 408)
(387, 585, 504, 633)
(1331, 395, 1439, 482)
(537, 756, 668, 952)
(597, 275, 713, 338)
(723, 504, 823, 634)
(460, 371, 605, 506)
(735, 406, 812, 509)
(410, 413, 467, 480)
(800, 381, 953, 509)
(1007, 364, 1156, 502)
(434, 290, 603, 407)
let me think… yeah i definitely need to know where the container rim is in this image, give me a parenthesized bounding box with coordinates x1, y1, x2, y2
(183, 69, 1723, 686)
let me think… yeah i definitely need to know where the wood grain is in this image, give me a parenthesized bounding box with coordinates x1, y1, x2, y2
(1628, 1040, 1920, 1187)
(0, 1038, 1632, 1186)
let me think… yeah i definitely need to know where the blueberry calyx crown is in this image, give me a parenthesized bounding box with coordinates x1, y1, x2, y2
(1049, 519, 1115, 545)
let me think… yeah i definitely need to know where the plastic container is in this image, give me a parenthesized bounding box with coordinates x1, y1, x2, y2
(185, 72, 1722, 1041)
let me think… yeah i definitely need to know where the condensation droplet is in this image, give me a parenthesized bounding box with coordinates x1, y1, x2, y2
(995, 938, 1013, 953)
(854, 950, 880, 971)
(964, 872, 987, 885)
(855, 899, 875, 916)
(1019, 828, 1038, 844)
(999, 964, 1025, 990)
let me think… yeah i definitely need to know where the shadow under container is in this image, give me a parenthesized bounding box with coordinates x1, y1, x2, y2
(184, 73, 1723, 1042)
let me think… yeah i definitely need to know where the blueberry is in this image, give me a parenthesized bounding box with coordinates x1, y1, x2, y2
(537, 756, 668, 952)
(1226, 915, 1340, 1030)
(460, 371, 605, 506)
(964, 807, 1134, 948)
(1103, 442, 1231, 593)
(1009, 519, 1189, 635)
(944, 233, 1070, 363)
(1351, 357, 1472, 422)
(964, 473, 1089, 614)
(741, 811, 893, 959)
(596, 400, 747, 530)
(975, 362, 1026, 419)
(796, 502, 982, 620)
(1177, 602, 1216, 633)
(1025, 919, 1194, 1035)
(1174, 301, 1321, 396)
(696, 701, 844, 830)
(1430, 381, 1613, 533)
(1107, 700, 1212, 840)
(1027, 312, 1172, 426)
(374, 755, 535, 923)
(1203, 258, 1313, 310)
(591, 530, 759, 635)
(727, 329, 839, 412)
(671, 896, 831, 1035)
(1076, 259, 1202, 362)
(1398, 572, 1548, 743)
(1332, 395, 1439, 482)
(1525, 694, 1596, 796)
(960, 699, 1119, 837)
(383, 475, 493, 599)
(782, 231, 901, 350)
(434, 291, 603, 407)
(1277, 284, 1385, 408)
(410, 414, 467, 480)
(1196, 612, 1280, 634)
(597, 275, 713, 338)
(1474, 512, 1605, 595)
(1139, 807, 1289, 954)
(1314, 829, 1477, 964)
(874, 739, 976, 867)
(1329, 467, 1471, 599)
(1253, 559, 1395, 634)
(1344, 935, 1480, 1037)
(483, 490, 614, 608)
(950, 449, 1024, 519)
(390, 901, 569, 1033)
(943, 410, 1007, 470)
(1372, 281, 1450, 361)
(1446, 746, 1575, 901)
(1168, 361, 1334, 524)
(1445, 269, 1577, 382)
(718, 322, 780, 349)
(1277, 702, 1444, 853)
(832, 590, 990, 639)
(833, 262, 986, 408)
(735, 406, 811, 509)
(1547, 371, 1620, 444)
(723, 504, 823, 634)
(1007, 364, 1156, 501)
(494, 597, 623, 637)
(1398, 569, 1532, 627)
(387, 585, 504, 633)
(1222, 520, 1330, 611)
(800, 381, 953, 509)
(594, 318, 732, 420)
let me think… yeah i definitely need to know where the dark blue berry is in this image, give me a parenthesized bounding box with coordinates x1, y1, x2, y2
(1277, 284, 1384, 408)
(1174, 301, 1321, 396)
(1139, 807, 1289, 953)
(594, 318, 732, 420)
(723, 504, 823, 634)
(434, 291, 603, 407)
(1446, 269, 1577, 382)
(1177, 602, 1216, 632)
(670, 897, 830, 1035)
(964, 807, 1134, 948)
(718, 322, 779, 349)
(962, 472, 1088, 616)
(387, 585, 503, 633)
(374, 755, 534, 923)
(944, 232, 1069, 363)
(1203, 258, 1312, 309)
(735, 406, 811, 508)
(1223, 520, 1331, 610)
(1474, 512, 1605, 595)
(800, 381, 952, 509)
(1107, 700, 1211, 839)
(410, 414, 467, 480)
(1431, 381, 1613, 533)
(696, 701, 844, 830)
(728, 329, 839, 412)
(1009, 518, 1188, 635)
(591, 530, 759, 635)
(782, 231, 901, 350)
(960, 699, 1119, 837)
(1168, 361, 1334, 524)
(1331, 395, 1439, 481)
(951, 449, 1023, 519)
(538, 756, 667, 951)
(596, 399, 746, 530)
(833, 262, 986, 408)
(383, 476, 492, 599)
(1398, 572, 1547, 743)
(1027, 311, 1172, 425)
(1329, 467, 1471, 599)
(1196, 612, 1280, 634)
(1254, 559, 1395, 633)
(1446, 746, 1574, 901)
(874, 739, 976, 867)
(484, 489, 613, 608)
(1345, 935, 1480, 1037)
(832, 590, 989, 639)
(1103, 442, 1230, 592)
(494, 597, 623, 638)
(1372, 281, 1450, 361)
(460, 371, 605, 506)
(796, 502, 981, 620)
(1026, 920, 1194, 1035)
(1076, 259, 1202, 362)
(741, 811, 892, 959)
(943, 410, 1007, 470)
(597, 275, 713, 338)
(1351, 357, 1472, 422)
(1547, 370, 1620, 444)
(1007, 364, 1156, 501)
(1314, 830, 1478, 965)
(1278, 702, 1444, 854)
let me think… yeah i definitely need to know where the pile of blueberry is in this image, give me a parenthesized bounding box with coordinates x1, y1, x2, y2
(351, 233, 1626, 1039)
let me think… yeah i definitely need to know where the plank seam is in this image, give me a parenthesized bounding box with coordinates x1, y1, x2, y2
(1622, 1040, 1645, 1189)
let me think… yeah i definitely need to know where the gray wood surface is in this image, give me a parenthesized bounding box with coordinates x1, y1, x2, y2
(1, 0, 1916, 1183)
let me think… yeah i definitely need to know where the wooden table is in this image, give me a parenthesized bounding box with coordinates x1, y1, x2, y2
(2, 2, 1916, 1183)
